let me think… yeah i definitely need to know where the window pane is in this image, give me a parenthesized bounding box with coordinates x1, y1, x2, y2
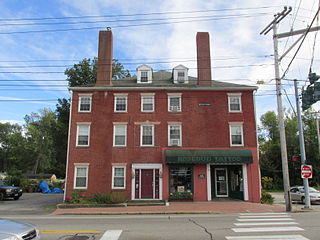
(142, 126, 153, 145)
(80, 97, 91, 111)
(116, 97, 127, 111)
(142, 96, 154, 111)
(230, 97, 240, 111)
(115, 125, 125, 135)
(114, 177, 124, 187)
(76, 167, 87, 177)
(169, 166, 193, 199)
(170, 126, 180, 139)
(141, 71, 148, 82)
(76, 177, 86, 188)
(231, 126, 242, 145)
(114, 167, 124, 177)
(78, 125, 89, 145)
(169, 97, 181, 111)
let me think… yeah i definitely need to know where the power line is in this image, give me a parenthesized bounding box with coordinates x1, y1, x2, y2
(0, 14, 274, 35)
(0, 6, 280, 22)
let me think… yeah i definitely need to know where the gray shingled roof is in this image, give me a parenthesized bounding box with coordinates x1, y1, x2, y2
(70, 70, 257, 91)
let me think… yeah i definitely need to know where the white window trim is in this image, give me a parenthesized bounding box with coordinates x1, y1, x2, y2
(114, 94, 128, 113)
(78, 94, 92, 113)
(167, 94, 182, 112)
(229, 123, 244, 147)
(168, 124, 182, 146)
(113, 124, 127, 147)
(228, 93, 242, 113)
(140, 125, 155, 147)
(137, 65, 153, 84)
(76, 123, 91, 147)
(73, 164, 89, 189)
(141, 94, 155, 112)
(112, 165, 126, 189)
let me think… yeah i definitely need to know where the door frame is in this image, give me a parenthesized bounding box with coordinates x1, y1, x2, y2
(131, 164, 162, 200)
(206, 164, 249, 201)
(215, 168, 228, 197)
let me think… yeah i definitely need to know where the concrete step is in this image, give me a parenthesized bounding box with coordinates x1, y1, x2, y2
(127, 200, 166, 206)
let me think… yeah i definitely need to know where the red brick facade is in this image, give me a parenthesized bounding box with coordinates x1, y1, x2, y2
(65, 30, 261, 203)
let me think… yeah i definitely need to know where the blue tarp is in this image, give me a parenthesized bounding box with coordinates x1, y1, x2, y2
(39, 181, 63, 194)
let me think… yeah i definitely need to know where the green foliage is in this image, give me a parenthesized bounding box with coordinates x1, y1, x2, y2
(261, 191, 274, 205)
(109, 191, 129, 204)
(259, 110, 320, 189)
(66, 191, 128, 204)
(261, 176, 274, 190)
(65, 58, 131, 87)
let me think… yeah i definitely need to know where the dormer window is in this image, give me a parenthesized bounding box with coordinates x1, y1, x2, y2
(137, 65, 153, 84)
(173, 65, 188, 84)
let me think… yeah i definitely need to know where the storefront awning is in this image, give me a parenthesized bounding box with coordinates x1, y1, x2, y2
(166, 149, 253, 164)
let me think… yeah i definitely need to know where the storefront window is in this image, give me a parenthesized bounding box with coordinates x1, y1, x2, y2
(169, 166, 193, 200)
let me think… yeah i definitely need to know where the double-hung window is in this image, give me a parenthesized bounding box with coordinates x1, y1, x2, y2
(230, 123, 244, 146)
(141, 125, 154, 146)
(78, 94, 92, 112)
(76, 124, 90, 146)
(113, 124, 127, 146)
(112, 166, 126, 189)
(114, 94, 128, 112)
(141, 94, 155, 112)
(141, 71, 148, 82)
(74, 164, 89, 189)
(168, 94, 182, 112)
(228, 93, 242, 112)
(168, 124, 181, 146)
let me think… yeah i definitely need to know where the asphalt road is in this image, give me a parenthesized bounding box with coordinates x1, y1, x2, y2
(0, 192, 63, 215)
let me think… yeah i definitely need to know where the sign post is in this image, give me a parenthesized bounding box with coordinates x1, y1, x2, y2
(301, 165, 313, 179)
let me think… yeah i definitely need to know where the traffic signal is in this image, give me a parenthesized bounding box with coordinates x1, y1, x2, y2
(308, 72, 320, 84)
(301, 72, 320, 111)
(302, 85, 316, 111)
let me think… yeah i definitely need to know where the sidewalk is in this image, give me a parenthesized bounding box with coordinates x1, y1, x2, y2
(52, 201, 285, 215)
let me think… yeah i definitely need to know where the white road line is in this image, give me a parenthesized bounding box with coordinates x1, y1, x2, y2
(237, 218, 294, 222)
(100, 230, 122, 240)
(234, 222, 298, 226)
(232, 226, 304, 233)
(225, 235, 310, 240)
(239, 215, 290, 218)
(240, 213, 288, 215)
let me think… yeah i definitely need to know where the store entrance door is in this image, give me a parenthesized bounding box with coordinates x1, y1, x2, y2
(215, 168, 228, 197)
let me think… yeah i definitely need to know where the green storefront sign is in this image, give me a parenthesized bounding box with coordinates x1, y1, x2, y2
(166, 149, 253, 164)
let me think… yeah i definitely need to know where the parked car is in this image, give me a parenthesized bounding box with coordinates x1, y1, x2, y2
(0, 219, 40, 240)
(0, 180, 23, 201)
(290, 186, 320, 203)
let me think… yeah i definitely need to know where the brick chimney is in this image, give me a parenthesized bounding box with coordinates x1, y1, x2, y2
(196, 32, 212, 85)
(96, 30, 113, 86)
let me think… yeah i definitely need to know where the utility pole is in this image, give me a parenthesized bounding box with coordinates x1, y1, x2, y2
(261, 6, 320, 211)
(294, 80, 311, 208)
(260, 7, 292, 212)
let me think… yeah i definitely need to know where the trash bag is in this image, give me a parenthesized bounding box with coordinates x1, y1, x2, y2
(52, 188, 64, 193)
(39, 181, 51, 193)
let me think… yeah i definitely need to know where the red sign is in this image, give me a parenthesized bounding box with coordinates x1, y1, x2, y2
(301, 165, 312, 179)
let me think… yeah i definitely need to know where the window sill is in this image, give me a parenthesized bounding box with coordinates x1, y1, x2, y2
(78, 111, 92, 113)
(76, 145, 90, 148)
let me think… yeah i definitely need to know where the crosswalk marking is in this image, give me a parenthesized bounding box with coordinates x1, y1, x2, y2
(239, 215, 290, 218)
(226, 235, 310, 240)
(239, 212, 288, 215)
(234, 222, 298, 226)
(226, 212, 309, 240)
(100, 230, 122, 240)
(232, 226, 304, 233)
(237, 218, 294, 221)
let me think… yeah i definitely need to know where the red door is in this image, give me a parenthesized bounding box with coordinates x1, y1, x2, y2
(141, 169, 153, 199)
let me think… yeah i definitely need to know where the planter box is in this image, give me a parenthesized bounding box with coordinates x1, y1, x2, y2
(57, 203, 127, 209)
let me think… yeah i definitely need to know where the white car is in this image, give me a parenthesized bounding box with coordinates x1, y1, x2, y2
(290, 186, 320, 204)
(0, 219, 40, 240)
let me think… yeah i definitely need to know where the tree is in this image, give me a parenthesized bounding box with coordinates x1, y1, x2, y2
(24, 109, 57, 174)
(259, 110, 320, 189)
(65, 58, 131, 87)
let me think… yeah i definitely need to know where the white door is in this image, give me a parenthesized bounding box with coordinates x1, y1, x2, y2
(215, 168, 228, 197)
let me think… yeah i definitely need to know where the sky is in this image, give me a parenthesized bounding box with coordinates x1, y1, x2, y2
(0, 0, 319, 125)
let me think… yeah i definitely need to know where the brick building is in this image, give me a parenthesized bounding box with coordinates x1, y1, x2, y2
(65, 30, 261, 203)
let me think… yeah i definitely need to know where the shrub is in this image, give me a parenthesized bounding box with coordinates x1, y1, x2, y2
(261, 190, 274, 204)
(261, 176, 274, 190)
(92, 193, 112, 204)
(68, 190, 90, 204)
(109, 191, 128, 204)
